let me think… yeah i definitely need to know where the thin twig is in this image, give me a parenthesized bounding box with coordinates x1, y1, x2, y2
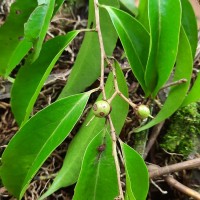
(94, 0, 106, 100)
(117, 145, 125, 166)
(151, 179, 168, 194)
(149, 158, 200, 179)
(93, 1, 124, 198)
(109, 65, 137, 108)
(80, 28, 96, 32)
(149, 158, 200, 199)
(160, 78, 187, 90)
(165, 176, 200, 200)
(143, 121, 165, 159)
(87, 86, 100, 94)
(107, 91, 118, 104)
(108, 115, 124, 200)
(154, 99, 163, 109)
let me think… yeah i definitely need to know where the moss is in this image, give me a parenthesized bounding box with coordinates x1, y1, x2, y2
(160, 102, 200, 157)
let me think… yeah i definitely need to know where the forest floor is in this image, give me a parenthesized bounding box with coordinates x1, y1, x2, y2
(0, 1, 200, 200)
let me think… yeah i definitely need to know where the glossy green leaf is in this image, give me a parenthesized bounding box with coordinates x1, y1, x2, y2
(145, 0, 181, 96)
(73, 129, 119, 200)
(125, 190, 136, 200)
(58, 0, 119, 98)
(135, 27, 193, 132)
(11, 31, 79, 126)
(182, 72, 200, 106)
(119, 0, 138, 16)
(39, 61, 129, 199)
(103, 6, 150, 95)
(24, 0, 55, 61)
(0, 93, 90, 199)
(181, 0, 198, 58)
(179, 0, 198, 106)
(0, 0, 37, 76)
(54, 0, 65, 15)
(25, 5, 48, 40)
(137, 0, 149, 31)
(120, 141, 149, 200)
(125, 178, 136, 200)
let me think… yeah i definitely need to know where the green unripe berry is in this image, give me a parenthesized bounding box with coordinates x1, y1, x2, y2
(92, 100, 111, 118)
(137, 105, 150, 119)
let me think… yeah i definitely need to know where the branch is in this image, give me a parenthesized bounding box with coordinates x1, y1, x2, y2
(93, 1, 124, 199)
(108, 115, 124, 200)
(160, 78, 187, 90)
(143, 121, 165, 159)
(165, 176, 200, 200)
(94, 0, 106, 99)
(149, 159, 200, 199)
(108, 64, 137, 109)
(149, 158, 200, 179)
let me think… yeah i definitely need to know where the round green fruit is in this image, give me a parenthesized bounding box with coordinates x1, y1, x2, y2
(92, 100, 111, 118)
(137, 105, 150, 119)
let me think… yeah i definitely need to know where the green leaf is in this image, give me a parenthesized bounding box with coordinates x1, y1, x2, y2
(54, 0, 65, 15)
(73, 129, 119, 200)
(39, 61, 129, 199)
(180, 0, 198, 58)
(120, 141, 149, 200)
(119, 0, 138, 16)
(137, 0, 149, 31)
(11, 31, 79, 126)
(103, 6, 150, 95)
(0, 0, 38, 76)
(145, 0, 181, 96)
(125, 178, 136, 200)
(58, 0, 119, 98)
(0, 93, 90, 199)
(182, 73, 200, 106)
(25, 5, 47, 40)
(135, 27, 193, 132)
(179, 0, 198, 106)
(24, 0, 55, 61)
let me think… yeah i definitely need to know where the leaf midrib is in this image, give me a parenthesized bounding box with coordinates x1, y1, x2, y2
(23, 32, 78, 124)
(110, 8, 145, 73)
(20, 94, 88, 196)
